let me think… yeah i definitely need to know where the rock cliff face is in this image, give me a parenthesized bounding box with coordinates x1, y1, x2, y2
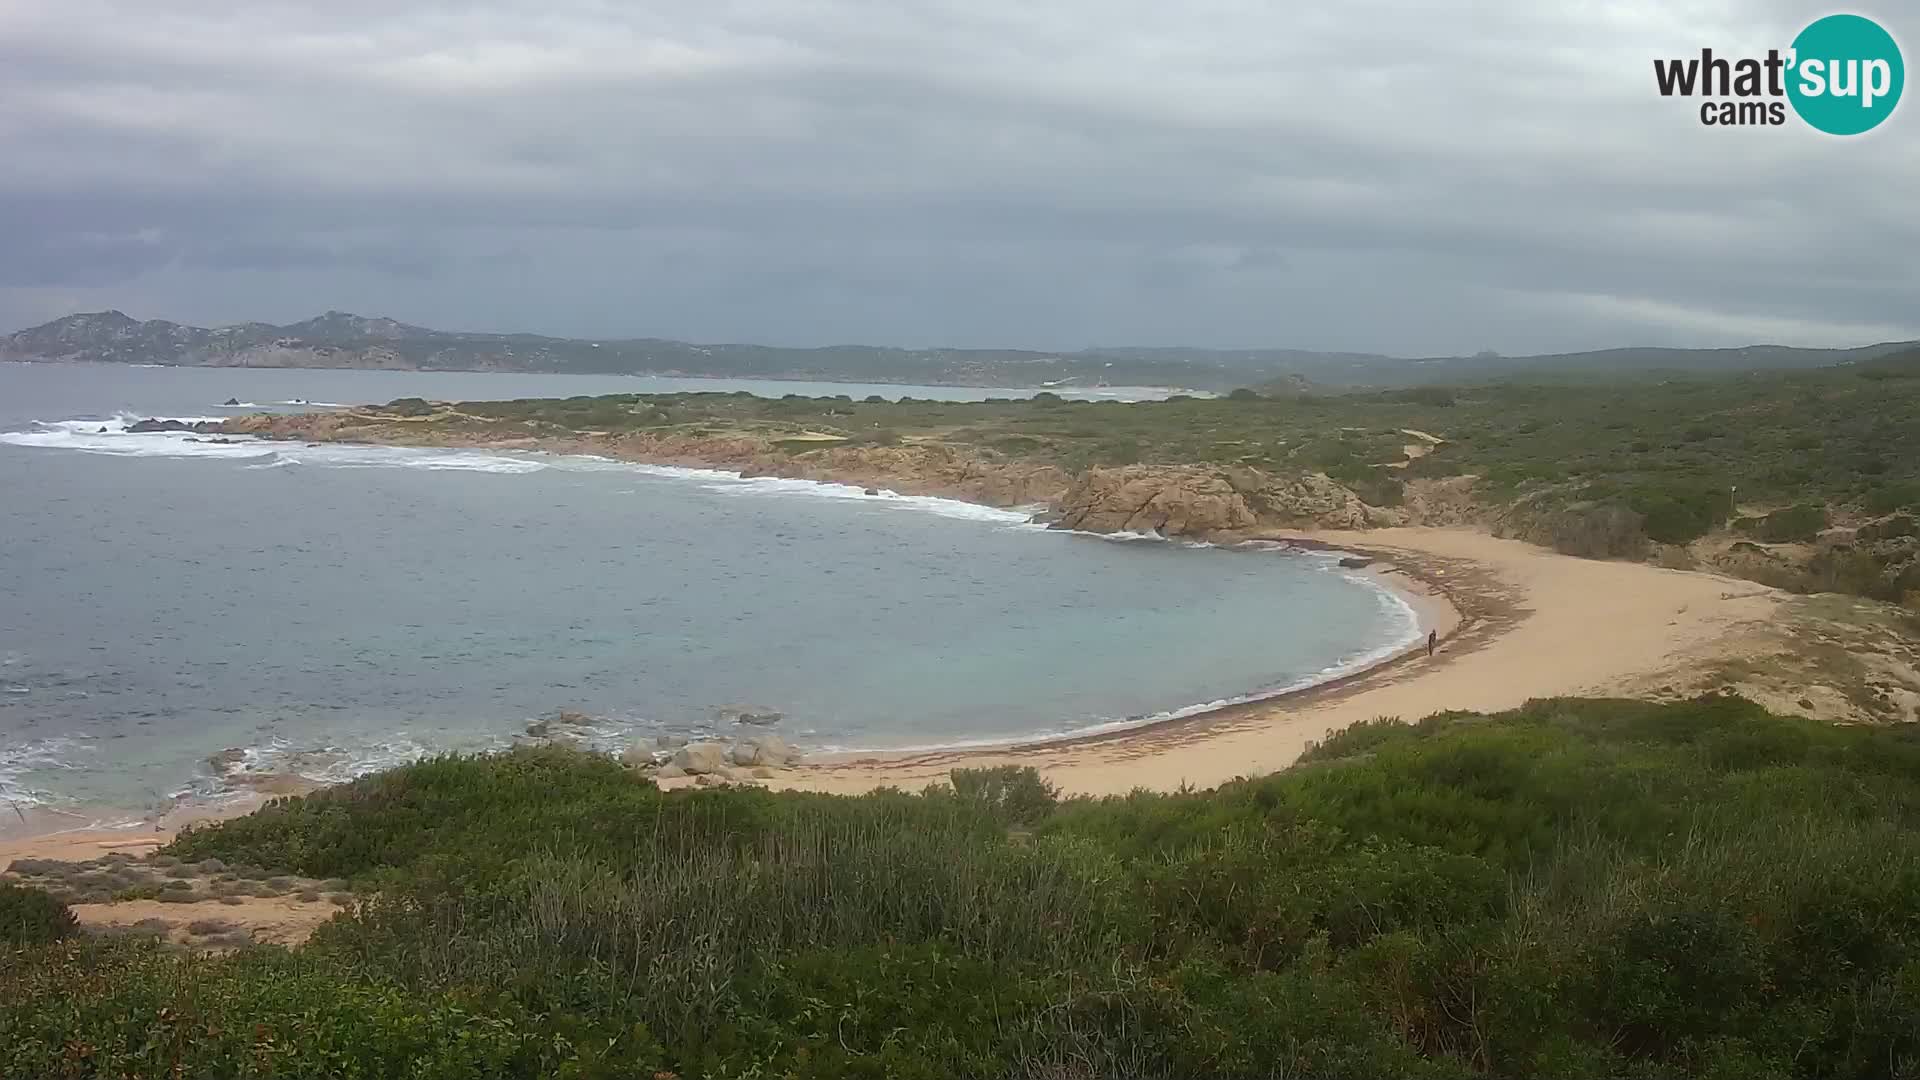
(1049, 465, 1400, 537)
(1049, 467, 1259, 534)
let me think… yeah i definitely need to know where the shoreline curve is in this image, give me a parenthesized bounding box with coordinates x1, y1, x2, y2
(1, 416, 1784, 826)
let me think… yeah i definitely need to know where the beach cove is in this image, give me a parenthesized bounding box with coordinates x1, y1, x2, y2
(3, 365, 1427, 827)
(201, 404, 1795, 797)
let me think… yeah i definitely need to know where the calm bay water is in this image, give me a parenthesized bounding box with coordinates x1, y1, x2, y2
(0, 362, 1414, 821)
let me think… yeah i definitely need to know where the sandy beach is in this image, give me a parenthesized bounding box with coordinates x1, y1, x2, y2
(760, 526, 1783, 796)
(0, 523, 1786, 869)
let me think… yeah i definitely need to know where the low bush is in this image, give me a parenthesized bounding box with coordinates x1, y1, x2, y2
(948, 764, 1061, 826)
(0, 883, 78, 946)
(1735, 503, 1829, 542)
(7, 700, 1918, 1077)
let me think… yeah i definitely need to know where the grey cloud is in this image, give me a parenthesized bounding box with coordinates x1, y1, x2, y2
(0, 0, 1914, 353)
(182, 240, 442, 279)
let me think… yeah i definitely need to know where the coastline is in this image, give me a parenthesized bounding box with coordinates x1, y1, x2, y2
(758, 526, 1780, 796)
(0, 417, 1788, 845)
(741, 550, 1459, 763)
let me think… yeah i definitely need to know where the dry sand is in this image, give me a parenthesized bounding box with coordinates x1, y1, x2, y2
(0, 824, 347, 948)
(68, 896, 341, 948)
(762, 526, 1782, 796)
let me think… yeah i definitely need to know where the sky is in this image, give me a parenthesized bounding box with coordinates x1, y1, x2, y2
(1, 0, 1916, 355)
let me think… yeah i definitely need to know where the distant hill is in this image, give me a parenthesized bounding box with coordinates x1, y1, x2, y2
(0, 311, 1238, 390)
(1846, 344, 1920, 377)
(1240, 341, 1920, 392)
(6, 310, 1915, 390)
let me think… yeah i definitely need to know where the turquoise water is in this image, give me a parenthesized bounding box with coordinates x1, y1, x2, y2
(0, 363, 1414, 820)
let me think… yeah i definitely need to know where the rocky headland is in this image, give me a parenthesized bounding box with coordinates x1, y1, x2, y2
(207, 409, 1420, 540)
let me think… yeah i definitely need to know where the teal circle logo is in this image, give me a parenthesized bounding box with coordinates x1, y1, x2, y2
(1788, 14, 1904, 134)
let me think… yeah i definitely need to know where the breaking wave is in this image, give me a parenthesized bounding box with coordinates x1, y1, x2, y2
(1, 415, 1042, 525)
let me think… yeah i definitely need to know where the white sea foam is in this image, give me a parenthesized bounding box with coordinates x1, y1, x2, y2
(183, 734, 442, 803)
(689, 471, 1040, 526)
(0, 415, 275, 460)
(0, 736, 86, 808)
(4, 415, 1046, 527)
(185, 713, 674, 803)
(3, 415, 546, 473)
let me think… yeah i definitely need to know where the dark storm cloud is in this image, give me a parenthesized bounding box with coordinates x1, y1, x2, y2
(0, 0, 1915, 352)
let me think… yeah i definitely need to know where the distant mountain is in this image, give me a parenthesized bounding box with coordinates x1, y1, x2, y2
(0, 310, 1247, 390)
(6, 310, 1915, 391)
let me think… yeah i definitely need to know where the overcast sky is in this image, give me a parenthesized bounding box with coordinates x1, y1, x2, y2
(2, 0, 1915, 354)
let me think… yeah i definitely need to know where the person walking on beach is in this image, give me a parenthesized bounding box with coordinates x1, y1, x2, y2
(1427, 629, 1437, 658)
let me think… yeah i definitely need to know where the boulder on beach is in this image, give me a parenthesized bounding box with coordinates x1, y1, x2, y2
(1338, 556, 1373, 569)
(731, 734, 797, 768)
(673, 741, 731, 775)
(618, 745, 656, 768)
(716, 705, 784, 726)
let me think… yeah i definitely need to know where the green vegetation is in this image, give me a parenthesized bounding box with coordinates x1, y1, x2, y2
(8, 697, 1920, 1077)
(0, 882, 78, 946)
(362, 357, 1920, 601)
(419, 363, 1920, 521)
(1736, 504, 1831, 543)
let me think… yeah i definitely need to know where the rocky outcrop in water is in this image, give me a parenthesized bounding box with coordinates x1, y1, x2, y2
(128, 418, 223, 434)
(717, 705, 784, 726)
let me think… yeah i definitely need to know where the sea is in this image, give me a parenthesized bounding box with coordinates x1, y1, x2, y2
(0, 362, 1418, 823)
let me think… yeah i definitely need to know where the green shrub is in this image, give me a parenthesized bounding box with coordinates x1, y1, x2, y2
(0, 883, 78, 946)
(24, 701, 1920, 1078)
(948, 765, 1060, 826)
(1625, 483, 1733, 544)
(1864, 481, 1920, 515)
(1734, 504, 1828, 542)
